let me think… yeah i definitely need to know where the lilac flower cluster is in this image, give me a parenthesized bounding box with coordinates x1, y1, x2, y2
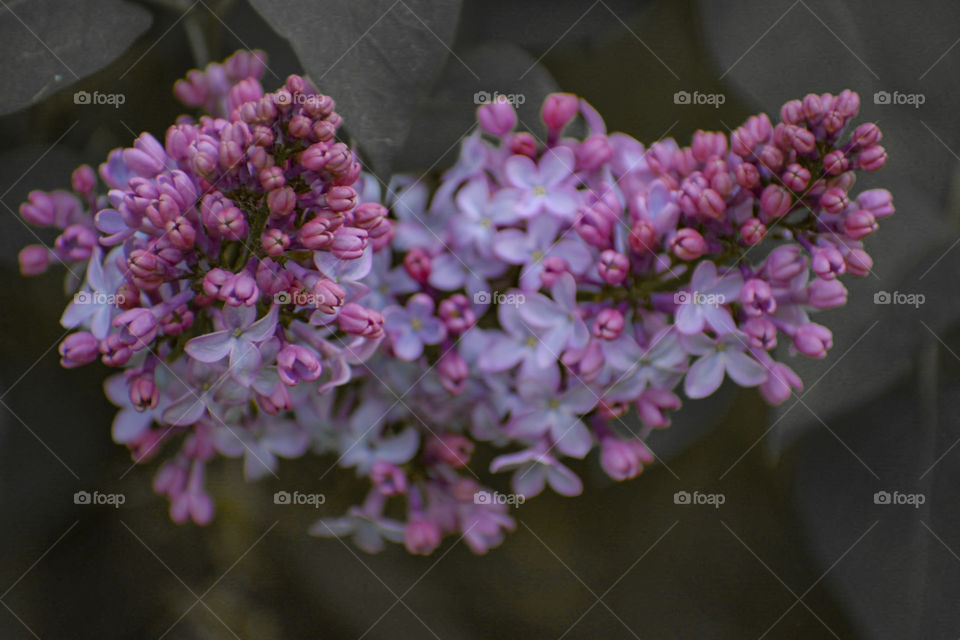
(341, 90, 891, 553)
(17, 50, 892, 555)
(18, 51, 391, 525)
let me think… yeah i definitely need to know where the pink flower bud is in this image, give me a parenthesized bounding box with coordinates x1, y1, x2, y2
(261, 228, 290, 256)
(477, 99, 517, 136)
(635, 388, 680, 428)
(277, 344, 322, 386)
(299, 216, 336, 249)
(843, 209, 877, 240)
(509, 132, 538, 158)
(541, 92, 579, 131)
(780, 99, 804, 124)
(807, 277, 847, 309)
(784, 124, 816, 154)
(600, 438, 653, 481)
(760, 184, 792, 221)
(670, 228, 707, 261)
(697, 188, 727, 220)
(259, 166, 285, 191)
(71, 165, 96, 195)
(99, 334, 133, 367)
(743, 317, 777, 350)
(59, 332, 99, 368)
(734, 162, 761, 189)
(577, 135, 613, 172)
(220, 272, 260, 307)
(267, 186, 297, 217)
(758, 144, 784, 172)
(760, 362, 802, 405)
(802, 93, 824, 121)
(19, 191, 57, 226)
(820, 187, 849, 214)
(540, 256, 569, 288)
(403, 247, 432, 283)
(425, 434, 474, 468)
(851, 123, 882, 148)
(741, 278, 776, 316)
(130, 375, 158, 411)
(331, 226, 367, 260)
(437, 350, 469, 395)
(823, 150, 849, 175)
(113, 308, 159, 350)
(856, 189, 894, 219)
(794, 323, 832, 358)
(782, 163, 810, 191)
(857, 144, 887, 171)
(287, 114, 312, 138)
(128, 249, 166, 290)
(730, 127, 755, 156)
(202, 268, 231, 297)
(354, 202, 387, 230)
(844, 248, 873, 277)
(764, 245, 805, 283)
(592, 308, 625, 340)
(561, 341, 604, 382)
(739, 217, 766, 245)
(337, 302, 383, 338)
(311, 279, 346, 315)
(18, 245, 50, 275)
(165, 216, 196, 250)
(628, 220, 657, 254)
(404, 518, 442, 555)
(324, 185, 357, 212)
(215, 206, 249, 240)
(811, 247, 845, 280)
(438, 294, 476, 334)
(598, 250, 629, 284)
(371, 461, 408, 496)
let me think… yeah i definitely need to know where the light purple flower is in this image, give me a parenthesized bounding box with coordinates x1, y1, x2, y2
(60, 247, 127, 339)
(493, 215, 592, 291)
(508, 370, 597, 458)
(383, 293, 447, 361)
(602, 327, 687, 401)
(517, 273, 590, 366)
(490, 446, 583, 497)
(504, 146, 580, 221)
(682, 332, 767, 399)
(448, 177, 520, 253)
(213, 415, 309, 480)
(184, 304, 279, 386)
(675, 261, 743, 335)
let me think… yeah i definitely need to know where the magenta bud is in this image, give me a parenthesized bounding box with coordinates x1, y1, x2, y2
(20, 191, 56, 226)
(734, 162, 761, 189)
(670, 228, 707, 260)
(540, 256, 569, 288)
(59, 331, 99, 368)
(786, 124, 817, 154)
(794, 323, 832, 358)
(287, 114, 312, 138)
(760, 362, 802, 405)
(760, 184, 792, 221)
(823, 150, 849, 175)
(438, 294, 476, 334)
(71, 165, 96, 194)
(277, 344, 322, 386)
(600, 438, 653, 481)
(741, 278, 776, 316)
(261, 228, 290, 256)
(477, 99, 517, 136)
(220, 272, 260, 307)
(780, 99, 804, 124)
(99, 334, 132, 367)
(635, 388, 681, 428)
(628, 220, 657, 254)
(598, 250, 630, 284)
(267, 186, 297, 217)
(259, 166, 285, 191)
(739, 217, 766, 245)
(759, 145, 784, 172)
(509, 132, 538, 158)
(541, 92, 579, 131)
(820, 187, 849, 214)
(856, 189, 894, 219)
(802, 94, 824, 122)
(782, 163, 810, 192)
(216, 206, 249, 240)
(404, 518, 442, 555)
(309, 278, 346, 315)
(561, 341, 604, 382)
(299, 216, 336, 249)
(324, 186, 357, 212)
(577, 135, 613, 172)
(764, 245, 805, 283)
(593, 308, 625, 340)
(113, 308, 158, 350)
(129, 375, 158, 411)
(835, 90, 860, 117)
(844, 248, 873, 277)
(696, 188, 727, 220)
(857, 145, 887, 171)
(437, 350, 469, 395)
(202, 268, 231, 297)
(743, 317, 777, 350)
(18, 245, 50, 275)
(354, 202, 387, 230)
(807, 277, 847, 309)
(851, 123, 882, 148)
(424, 433, 474, 468)
(730, 127, 756, 157)
(338, 302, 384, 338)
(811, 247, 846, 280)
(403, 247, 432, 283)
(312, 120, 337, 142)
(843, 209, 878, 240)
(166, 216, 196, 250)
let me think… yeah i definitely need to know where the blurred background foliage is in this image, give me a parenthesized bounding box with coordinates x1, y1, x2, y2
(1, 0, 959, 637)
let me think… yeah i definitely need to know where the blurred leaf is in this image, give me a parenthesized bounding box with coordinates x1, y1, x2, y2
(0, 0, 151, 115)
(395, 42, 559, 172)
(248, 0, 462, 175)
